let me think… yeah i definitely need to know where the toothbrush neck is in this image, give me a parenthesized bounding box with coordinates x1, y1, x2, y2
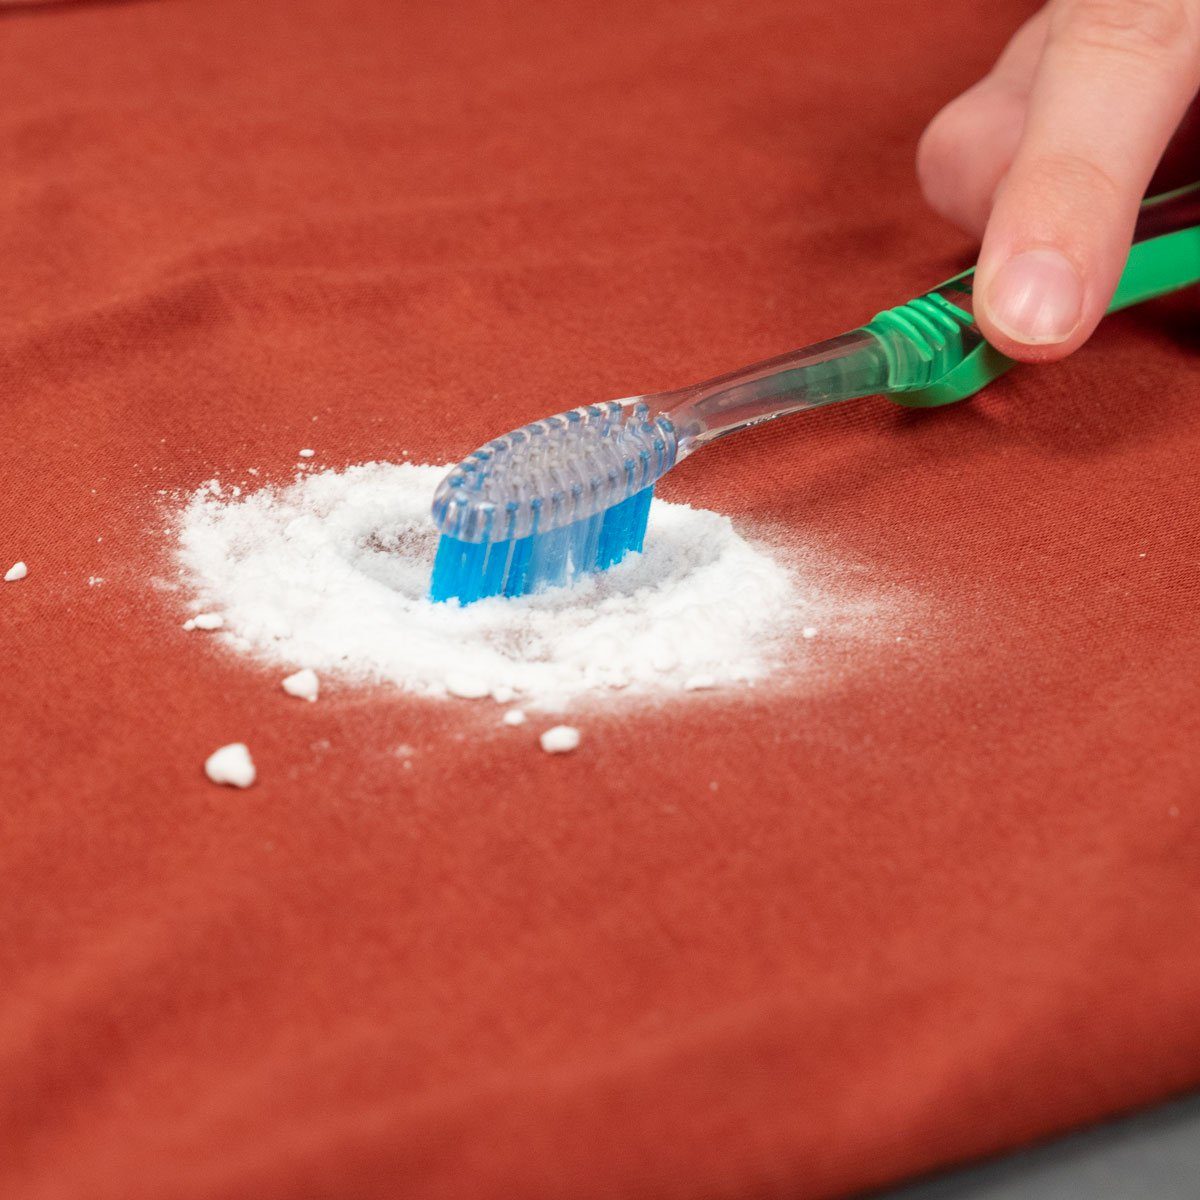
(661, 330, 890, 455)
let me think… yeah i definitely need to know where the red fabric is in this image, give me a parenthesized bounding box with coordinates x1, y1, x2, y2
(3, 1, 1199, 1197)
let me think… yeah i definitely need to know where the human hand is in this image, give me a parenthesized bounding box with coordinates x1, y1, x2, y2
(917, 1, 1200, 361)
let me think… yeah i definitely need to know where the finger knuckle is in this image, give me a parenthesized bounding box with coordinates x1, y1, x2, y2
(1053, 0, 1198, 64)
(916, 116, 953, 193)
(1017, 149, 1125, 212)
(916, 101, 973, 197)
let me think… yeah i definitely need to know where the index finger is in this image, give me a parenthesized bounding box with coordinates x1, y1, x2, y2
(975, 0, 1200, 360)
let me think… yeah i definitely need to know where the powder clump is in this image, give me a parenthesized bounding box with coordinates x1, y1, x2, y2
(205, 742, 256, 788)
(282, 668, 319, 701)
(175, 463, 799, 708)
(445, 673, 490, 700)
(184, 612, 224, 631)
(540, 725, 581, 754)
(5, 562, 27, 582)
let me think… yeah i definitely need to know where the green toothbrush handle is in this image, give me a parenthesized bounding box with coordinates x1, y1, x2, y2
(868, 181, 1200, 408)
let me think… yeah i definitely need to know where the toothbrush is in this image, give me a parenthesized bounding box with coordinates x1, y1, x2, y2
(431, 183, 1200, 604)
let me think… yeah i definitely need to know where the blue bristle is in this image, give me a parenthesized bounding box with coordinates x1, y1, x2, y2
(597, 489, 640, 569)
(627, 487, 653, 554)
(503, 534, 534, 597)
(578, 510, 604, 568)
(532, 523, 570, 589)
(479, 536, 512, 597)
(428, 536, 463, 603)
(429, 485, 655, 604)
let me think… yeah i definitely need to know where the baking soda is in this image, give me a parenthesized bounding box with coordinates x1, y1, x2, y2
(183, 612, 224, 632)
(445, 673, 490, 700)
(540, 725, 581, 753)
(175, 462, 802, 708)
(5, 562, 27, 582)
(282, 668, 319, 701)
(205, 742, 256, 788)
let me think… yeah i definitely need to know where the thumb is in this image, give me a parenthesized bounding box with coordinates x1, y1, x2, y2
(975, 0, 1200, 363)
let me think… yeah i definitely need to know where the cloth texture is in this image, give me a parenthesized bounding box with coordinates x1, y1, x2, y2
(3, 1, 1199, 1197)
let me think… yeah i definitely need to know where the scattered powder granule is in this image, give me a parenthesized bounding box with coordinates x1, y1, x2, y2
(540, 725, 580, 754)
(5, 562, 27, 582)
(281, 668, 319, 701)
(802, 626, 818, 639)
(444, 673, 490, 700)
(298, 449, 315, 458)
(87, 576, 104, 587)
(502, 709, 527, 726)
(204, 743, 256, 788)
(183, 612, 224, 632)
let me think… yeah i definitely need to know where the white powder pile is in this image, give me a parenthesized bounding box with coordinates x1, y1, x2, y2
(175, 462, 800, 708)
